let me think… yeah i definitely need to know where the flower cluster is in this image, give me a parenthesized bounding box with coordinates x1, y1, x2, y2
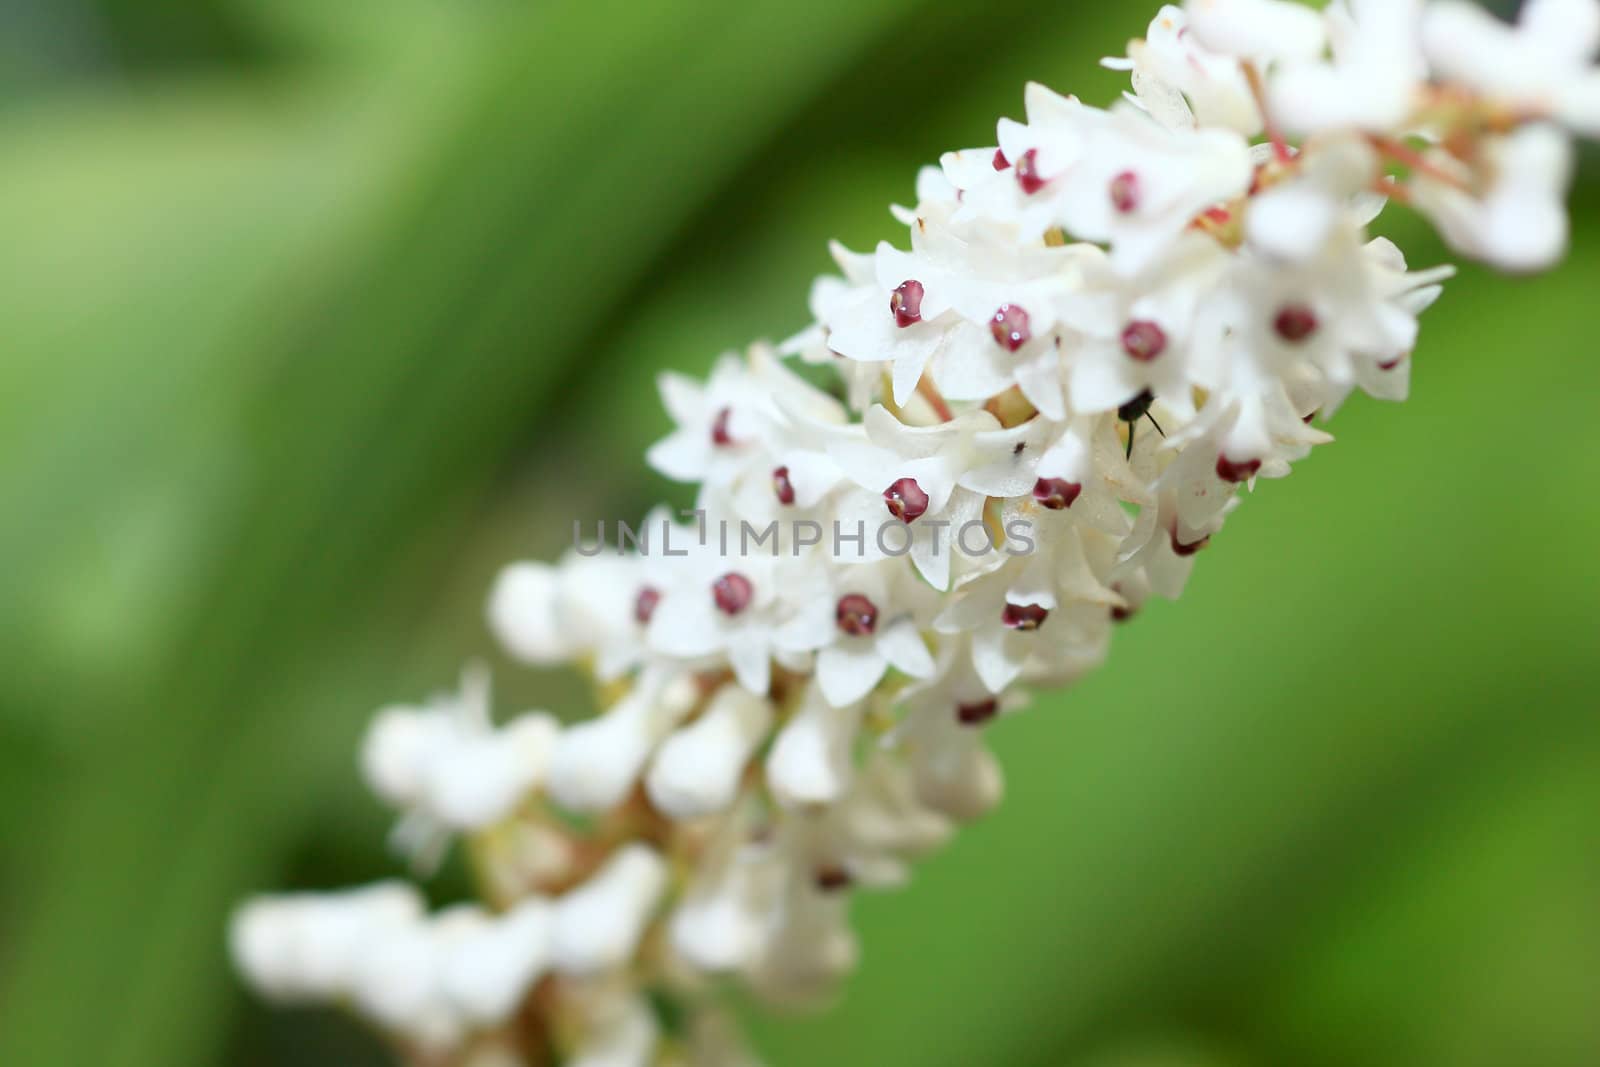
(232, 2, 1599, 1064)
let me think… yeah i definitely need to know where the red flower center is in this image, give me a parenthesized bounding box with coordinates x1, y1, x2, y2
(883, 477, 930, 523)
(772, 466, 796, 505)
(1121, 320, 1168, 362)
(1109, 170, 1140, 213)
(1015, 148, 1046, 194)
(956, 698, 999, 726)
(1001, 603, 1049, 631)
(1215, 455, 1261, 483)
(1032, 477, 1082, 510)
(1169, 529, 1209, 557)
(1274, 304, 1318, 343)
(634, 586, 661, 625)
(990, 304, 1032, 352)
(710, 407, 735, 446)
(712, 573, 753, 615)
(835, 593, 879, 637)
(890, 279, 925, 328)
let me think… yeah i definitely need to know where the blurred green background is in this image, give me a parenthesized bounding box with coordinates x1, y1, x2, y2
(1, 1, 1596, 1065)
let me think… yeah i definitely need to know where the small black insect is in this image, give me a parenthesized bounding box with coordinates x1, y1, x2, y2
(1116, 388, 1165, 459)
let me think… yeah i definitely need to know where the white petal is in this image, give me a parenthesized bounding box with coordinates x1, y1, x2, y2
(767, 688, 860, 807)
(487, 562, 572, 664)
(877, 618, 935, 678)
(440, 900, 552, 1025)
(646, 687, 773, 818)
(816, 641, 889, 705)
(549, 846, 667, 975)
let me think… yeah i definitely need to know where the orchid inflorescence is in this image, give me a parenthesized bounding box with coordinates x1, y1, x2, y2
(231, 2, 1600, 1064)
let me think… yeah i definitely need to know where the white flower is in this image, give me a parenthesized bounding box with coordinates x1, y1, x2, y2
(1423, 0, 1600, 136)
(646, 683, 774, 818)
(767, 682, 861, 808)
(772, 559, 937, 706)
(1270, 0, 1426, 135)
(490, 530, 676, 681)
(487, 560, 573, 664)
(350, 906, 479, 1049)
(1103, 5, 1262, 134)
(1183, 0, 1328, 64)
(1054, 105, 1252, 275)
(438, 899, 553, 1026)
(229, 882, 424, 1003)
(549, 845, 669, 975)
(826, 405, 1027, 589)
(1063, 231, 1227, 416)
(1412, 124, 1575, 273)
(644, 538, 811, 695)
(813, 242, 954, 409)
(792, 753, 952, 889)
(949, 83, 1098, 243)
(935, 541, 1117, 693)
(359, 666, 560, 860)
(890, 646, 1012, 821)
(743, 876, 858, 1005)
(781, 241, 884, 411)
(546, 668, 699, 813)
(669, 819, 782, 972)
(647, 345, 844, 493)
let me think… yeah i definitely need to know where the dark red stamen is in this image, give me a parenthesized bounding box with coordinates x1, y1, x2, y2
(772, 466, 796, 505)
(710, 407, 735, 446)
(712, 573, 753, 615)
(634, 587, 661, 625)
(1170, 529, 1209, 557)
(835, 593, 879, 637)
(1215, 455, 1261, 483)
(890, 280, 925, 328)
(956, 698, 999, 726)
(1001, 603, 1049, 631)
(1109, 170, 1141, 213)
(815, 865, 852, 892)
(1015, 148, 1046, 194)
(1274, 304, 1318, 343)
(992, 148, 1010, 171)
(1032, 477, 1082, 510)
(1121, 320, 1168, 362)
(883, 477, 930, 523)
(990, 304, 1032, 352)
